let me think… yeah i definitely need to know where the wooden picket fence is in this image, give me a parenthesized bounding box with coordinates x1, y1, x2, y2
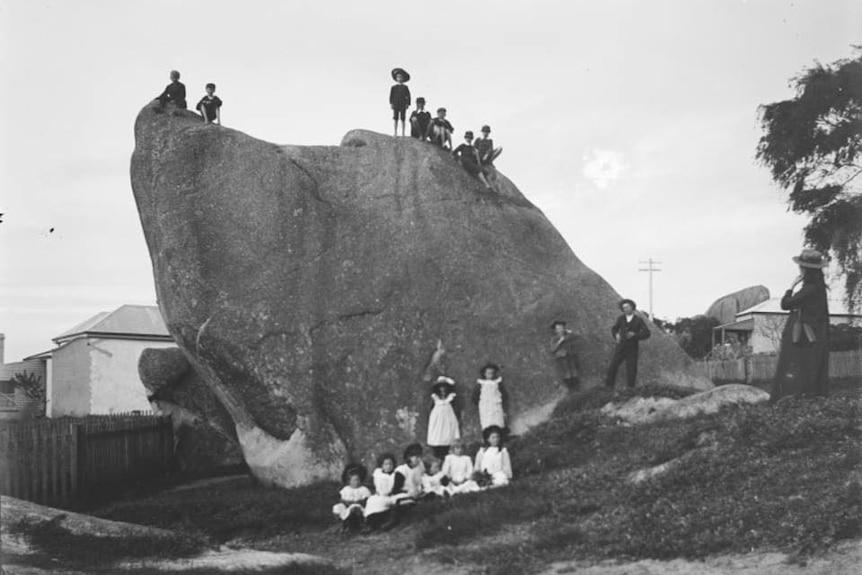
(0, 412, 173, 507)
(698, 349, 862, 384)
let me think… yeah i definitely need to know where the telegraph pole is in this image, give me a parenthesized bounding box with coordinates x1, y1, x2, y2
(638, 257, 662, 320)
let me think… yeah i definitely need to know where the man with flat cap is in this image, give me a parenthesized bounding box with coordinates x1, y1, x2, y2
(605, 299, 651, 389)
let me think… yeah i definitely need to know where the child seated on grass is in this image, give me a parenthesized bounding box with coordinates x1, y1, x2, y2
(421, 457, 449, 498)
(442, 441, 476, 495)
(392, 443, 426, 504)
(331, 464, 371, 532)
(474, 425, 512, 488)
(364, 453, 398, 531)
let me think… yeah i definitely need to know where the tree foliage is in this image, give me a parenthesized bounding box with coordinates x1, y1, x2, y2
(664, 315, 720, 359)
(757, 48, 862, 308)
(12, 371, 44, 401)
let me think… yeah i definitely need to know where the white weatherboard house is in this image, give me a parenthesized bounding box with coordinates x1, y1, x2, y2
(713, 297, 862, 355)
(33, 305, 177, 417)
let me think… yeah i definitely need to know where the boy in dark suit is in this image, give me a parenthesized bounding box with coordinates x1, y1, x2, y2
(605, 299, 651, 389)
(389, 67, 411, 137)
(410, 97, 431, 141)
(156, 70, 187, 109)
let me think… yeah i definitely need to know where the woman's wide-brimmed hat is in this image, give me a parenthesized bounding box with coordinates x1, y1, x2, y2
(391, 67, 410, 82)
(792, 248, 828, 268)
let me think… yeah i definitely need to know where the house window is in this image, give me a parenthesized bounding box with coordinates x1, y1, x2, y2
(0, 380, 14, 394)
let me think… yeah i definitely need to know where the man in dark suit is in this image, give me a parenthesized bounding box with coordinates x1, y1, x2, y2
(605, 299, 651, 389)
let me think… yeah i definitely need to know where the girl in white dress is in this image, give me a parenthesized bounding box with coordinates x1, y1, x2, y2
(364, 453, 397, 530)
(473, 363, 509, 433)
(474, 425, 512, 488)
(442, 441, 479, 495)
(421, 458, 449, 497)
(331, 464, 371, 531)
(427, 376, 461, 458)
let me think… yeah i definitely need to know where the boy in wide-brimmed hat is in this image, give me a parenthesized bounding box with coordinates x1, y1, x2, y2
(605, 299, 651, 389)
(389, 67, 411, 137)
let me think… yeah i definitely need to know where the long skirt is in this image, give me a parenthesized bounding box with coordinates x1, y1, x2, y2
(771, 318, 829, 399)
(427, 403, 460, 447)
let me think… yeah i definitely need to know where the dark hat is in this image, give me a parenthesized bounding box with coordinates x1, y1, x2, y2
(551, 320, 567, 329)
(391, 67, 411, 82)
(792, 248, 828, 269)
(465, 131, 474, 139)
(479, 362, 500, 376)
(619, 299, 637, 311)
(481, 125, 491, 133)
(416, 96, 426, 104)
(482, 425, 505, 443)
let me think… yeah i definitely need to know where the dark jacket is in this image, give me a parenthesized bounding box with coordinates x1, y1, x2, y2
(611, 314, 651, 346)
(781, 284, 829, 327)
(156, 81, 187, 109)
(389, 84, 411, 109)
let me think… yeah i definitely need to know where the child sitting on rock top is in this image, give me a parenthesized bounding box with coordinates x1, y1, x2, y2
(331, 463, 371, 532)
(196, 83, 223, 125)
(155, 70, 187, 109)
(453, 131, 494, 190)
(474, 125, 503, 167)
(410, 97, 432, 141)
(426, 107, 454, 149)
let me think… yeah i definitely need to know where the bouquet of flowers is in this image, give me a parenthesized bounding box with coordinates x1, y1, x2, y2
(472, 469, 493, 489)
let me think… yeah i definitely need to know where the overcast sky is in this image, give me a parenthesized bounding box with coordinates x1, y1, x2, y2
(1, 0, 859, 361)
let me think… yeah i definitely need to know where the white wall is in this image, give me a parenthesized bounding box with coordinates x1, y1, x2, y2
(88, 338, 177, 414)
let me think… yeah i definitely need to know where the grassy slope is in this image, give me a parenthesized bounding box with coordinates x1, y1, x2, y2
(8, 384, 861, 575)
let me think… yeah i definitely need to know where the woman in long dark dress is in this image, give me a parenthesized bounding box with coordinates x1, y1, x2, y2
(771, 249, 830, 400)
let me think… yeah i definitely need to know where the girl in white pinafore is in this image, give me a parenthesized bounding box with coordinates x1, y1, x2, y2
(474, 425, 513, 488)
(364, 453, 398, 529)
(473, 363, 508, 433)
(427, 376, 461, 458)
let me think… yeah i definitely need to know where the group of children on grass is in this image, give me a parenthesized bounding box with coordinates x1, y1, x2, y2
(332, 362, 513, 533)
(390, 67, 502, 190)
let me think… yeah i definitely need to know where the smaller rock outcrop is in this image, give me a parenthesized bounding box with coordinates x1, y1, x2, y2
(139, 348, 244, 470)
(601, 384, 769, 425)
(705, 286, 770, 325)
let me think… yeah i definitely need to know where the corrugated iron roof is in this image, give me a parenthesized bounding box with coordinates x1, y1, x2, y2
(53, 305, 169, 343)
(737, 297, 861, 317)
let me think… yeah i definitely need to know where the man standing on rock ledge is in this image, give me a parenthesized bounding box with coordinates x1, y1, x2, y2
(605, 299, 651, 389)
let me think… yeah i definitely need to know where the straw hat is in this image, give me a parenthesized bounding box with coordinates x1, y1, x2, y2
(792, 248, 828, 268)
(391, 67, 410, 82)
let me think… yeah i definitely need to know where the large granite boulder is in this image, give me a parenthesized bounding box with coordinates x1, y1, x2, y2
(139, 347, 244, 470)
(706, 285, 770, 325)
(130, 102, 711, 487)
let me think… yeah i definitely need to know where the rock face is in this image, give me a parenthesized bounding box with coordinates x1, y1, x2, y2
(139, 348, 244, 470)
(130, 102, 711, 487)
(705, 286, 770, 325)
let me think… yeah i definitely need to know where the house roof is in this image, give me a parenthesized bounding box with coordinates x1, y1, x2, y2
(713, 317, 754, 333)
(737, 297, 862, 317)
(53, 305, 171, 344)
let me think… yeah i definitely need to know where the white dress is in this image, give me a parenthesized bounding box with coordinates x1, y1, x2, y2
(332, 485, 371, 520)
(477, 378, 505, 430)
(422, 470, 448, 497)
(427, 392, 461, 447)
(392, 462, 425, 502)
(475, 446, 512, 487)
(442, 453, 479, 495)
(364, 468, 395, 517)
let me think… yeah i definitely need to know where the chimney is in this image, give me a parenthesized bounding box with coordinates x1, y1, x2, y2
(0, 333, 5, 364)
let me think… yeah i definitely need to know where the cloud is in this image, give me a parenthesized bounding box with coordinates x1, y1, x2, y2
(582, 148, 627, 190)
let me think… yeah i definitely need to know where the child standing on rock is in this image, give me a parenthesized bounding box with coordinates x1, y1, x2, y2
(427, 376, 461, 459)
(473, 363, 508, 435)
(389, 67, 411, 137)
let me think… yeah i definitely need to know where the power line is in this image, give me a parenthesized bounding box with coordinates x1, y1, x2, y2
(638, 257, 662, 320)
